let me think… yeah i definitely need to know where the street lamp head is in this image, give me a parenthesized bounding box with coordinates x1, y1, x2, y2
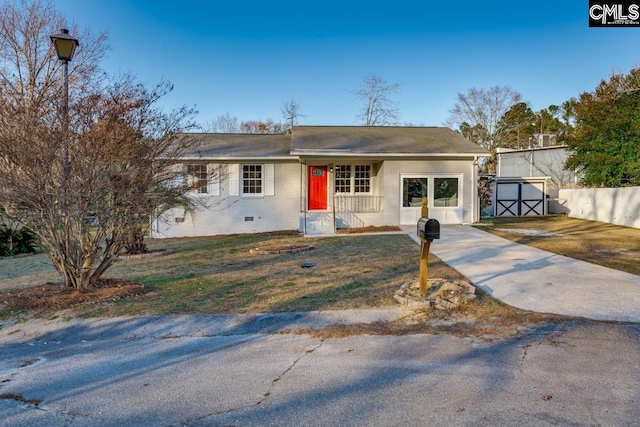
(50, 28, 79, 62)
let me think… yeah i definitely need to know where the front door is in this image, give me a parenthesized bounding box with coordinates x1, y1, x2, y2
(308, 166, 328, 210)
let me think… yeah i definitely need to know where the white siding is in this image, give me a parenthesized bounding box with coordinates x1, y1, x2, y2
(497, 147, 579, 189)
(154, 161, 300, 238)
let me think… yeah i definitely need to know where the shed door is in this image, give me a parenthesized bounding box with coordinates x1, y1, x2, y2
(308, 166, 327, 210)
(495, 181, 545, 216)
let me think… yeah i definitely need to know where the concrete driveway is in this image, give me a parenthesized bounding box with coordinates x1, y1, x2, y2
(407, 225, 640, 322)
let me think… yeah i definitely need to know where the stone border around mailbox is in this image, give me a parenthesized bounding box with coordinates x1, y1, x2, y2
(394, 278, 476, 310)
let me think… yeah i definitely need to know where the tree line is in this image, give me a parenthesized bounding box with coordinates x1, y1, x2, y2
(445, 69, 640, 188)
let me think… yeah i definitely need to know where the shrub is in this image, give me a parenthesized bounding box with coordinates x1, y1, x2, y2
(0, 223, 37, 256)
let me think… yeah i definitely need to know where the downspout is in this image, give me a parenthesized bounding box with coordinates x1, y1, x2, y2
(471, 156, 478, 223)
(330, 166, 336, 233)
(530, 149, 534, 177)
(301, 160, 307, 235)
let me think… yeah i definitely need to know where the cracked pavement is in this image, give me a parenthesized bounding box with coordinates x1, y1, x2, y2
(1, 313, 640, 426)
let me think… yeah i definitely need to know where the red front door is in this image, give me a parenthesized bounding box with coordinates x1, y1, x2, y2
(308, 166, 327, 210)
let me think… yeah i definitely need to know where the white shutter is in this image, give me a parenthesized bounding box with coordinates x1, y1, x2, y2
(264, 164, 275, 196)
(229, 164, 240, 196)
(207, 163, 220, 196)
(169, 163, 188, 188)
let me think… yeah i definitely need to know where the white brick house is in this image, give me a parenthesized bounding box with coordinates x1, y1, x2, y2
(152, 126, 488, 237)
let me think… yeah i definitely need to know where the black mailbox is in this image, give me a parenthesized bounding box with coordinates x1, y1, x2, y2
(417, 217, 440, 241)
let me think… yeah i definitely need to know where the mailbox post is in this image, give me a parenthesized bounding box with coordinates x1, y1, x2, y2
(416, 198, 440, 297)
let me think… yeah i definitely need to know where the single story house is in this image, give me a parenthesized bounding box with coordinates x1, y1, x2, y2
(152, 126, 488, 238)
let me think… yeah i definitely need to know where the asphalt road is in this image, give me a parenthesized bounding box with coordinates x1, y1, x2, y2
(1, 314, 639, 426)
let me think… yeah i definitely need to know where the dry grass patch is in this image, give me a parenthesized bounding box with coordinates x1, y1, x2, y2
(0, 229, 582, 337)
(291, 288, 567, 340)
(476, 216, 640, 275)
(1, 232, 466, 318)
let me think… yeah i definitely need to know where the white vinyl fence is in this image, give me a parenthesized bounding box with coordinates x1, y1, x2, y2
(557, 186, 640, 229)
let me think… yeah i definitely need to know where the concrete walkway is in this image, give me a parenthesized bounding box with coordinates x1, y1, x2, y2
(404, 225, 640, 323)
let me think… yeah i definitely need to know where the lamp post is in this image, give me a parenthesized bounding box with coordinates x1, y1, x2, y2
(50, 28, 79, 192)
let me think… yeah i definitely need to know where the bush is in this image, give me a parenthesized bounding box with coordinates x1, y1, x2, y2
(0, 223, 37, 256)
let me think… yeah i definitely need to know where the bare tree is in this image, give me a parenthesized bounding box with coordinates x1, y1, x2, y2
(206, 112, 240, 133)
(0, 1, 198, 290)
(206, 113, 287, 134)
(446, 86, 522, 157)
(351, 73, 401, 126)
(281, 98, 305, 132)
(523, 149, 577, 189)
(239, 119, 285, 134)
(0, 0, 109, 116)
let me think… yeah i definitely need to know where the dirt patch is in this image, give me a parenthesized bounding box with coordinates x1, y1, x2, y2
(0, 279, 143, 314)
(250, 244, 314, 255)
(287, 306, 569, 340)
(336, 225, 401, 234)
(118, 249, 172, 260)
(494, 228, 566, 237)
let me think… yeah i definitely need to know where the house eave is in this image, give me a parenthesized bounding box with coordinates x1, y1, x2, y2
(175, 153, 487, 161)
(291, 152, 488, 158)
(177, 156, 296, 161)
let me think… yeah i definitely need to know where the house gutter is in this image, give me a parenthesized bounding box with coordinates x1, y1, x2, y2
(178, 156, 295, 161)
(290, 151, 486, 158)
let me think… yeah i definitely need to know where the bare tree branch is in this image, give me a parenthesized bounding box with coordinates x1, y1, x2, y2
(351, 73, 401, 126)
(446, 86, 522, 154)
(206, 112, 240, 133)
(281, 98, 305, 132)
(0, 1, 197, 290)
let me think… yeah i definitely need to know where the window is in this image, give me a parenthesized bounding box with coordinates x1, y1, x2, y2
(354, 165, 371, 193)
(334, 165, 351, 193)
(402, 177, 428, 207)
(334, 164, 371, 194)
(434, 177, 459, 207)
(187, 164, 208, 194)
(243, 164, 263, 195)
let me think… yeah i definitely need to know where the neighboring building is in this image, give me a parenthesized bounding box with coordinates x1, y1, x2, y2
(496, 144, 580, 190)
(491, 140, 580, 217)
(153, 126, 488, 238)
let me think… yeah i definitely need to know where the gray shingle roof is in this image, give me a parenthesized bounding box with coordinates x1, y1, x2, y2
(291, 126, 488, 156)
(178, 126, 488, 159)
(183, 133, 292, 159)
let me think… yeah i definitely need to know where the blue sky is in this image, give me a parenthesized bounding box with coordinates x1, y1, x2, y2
(54, 0, 640, 128)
